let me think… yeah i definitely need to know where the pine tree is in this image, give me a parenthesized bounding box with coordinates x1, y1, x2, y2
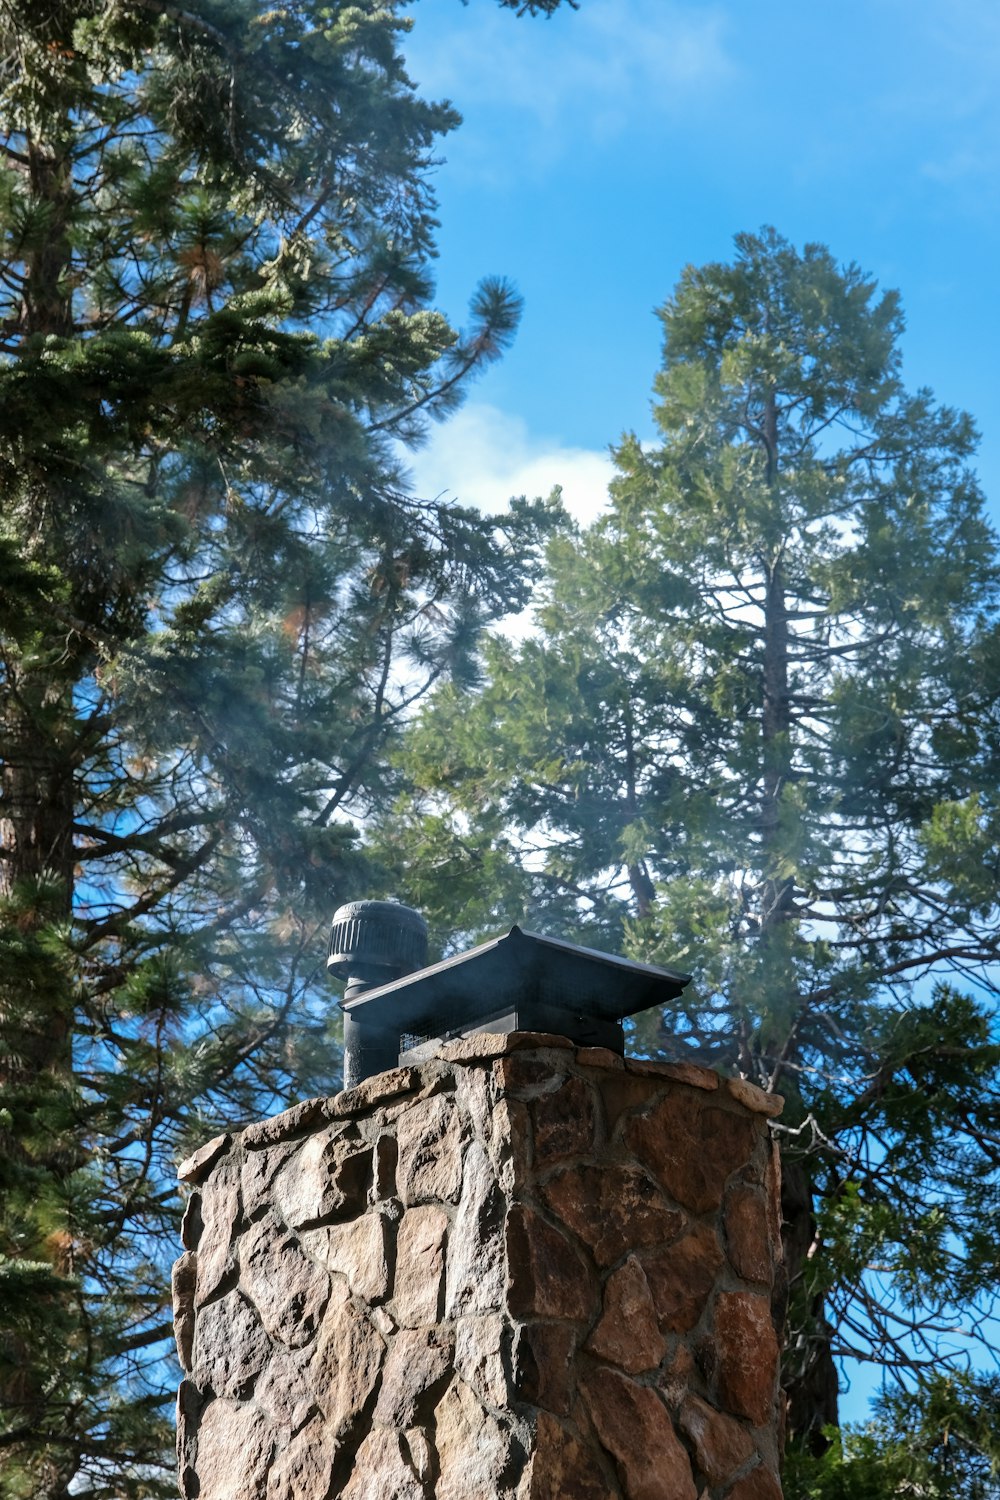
(381, 229, 1000, 1453)
(0, 2, 559, 1494)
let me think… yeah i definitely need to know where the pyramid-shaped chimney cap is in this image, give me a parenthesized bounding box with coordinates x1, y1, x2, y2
(338, 924, 690, 1071)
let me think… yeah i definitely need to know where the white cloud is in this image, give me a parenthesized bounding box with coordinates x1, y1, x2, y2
(404, 0, 736, 149)
(403, 402, 615, 528)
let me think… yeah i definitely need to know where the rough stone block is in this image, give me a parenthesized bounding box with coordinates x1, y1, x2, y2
(714, 1291, 780, 1427)
(530, 1074, 596, 1163)
(581, 1368, 698, 1500)
(174, 1040, 782, 1500)
(444, 1138, 505, 1318)
(640, 1224, 723, 1334)
(624, 1094, 757, 1214)
(273, 1127, 371, 1228)
(506, 1204, 596, 1320)
(678, 1394, 756, 1486)
(301, 1211, 392, 1303)
(541, 1162, 685, 1268)
(393, 1205, 448, 1327)
(585, 1253, 667, 1374)
(396, 1093, 464, 1206)
(239, 1212, 331, 1348)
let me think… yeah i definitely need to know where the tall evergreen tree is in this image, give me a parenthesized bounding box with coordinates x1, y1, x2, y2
(382, 230, 1000, 1454)
(0, 2, 562, 1494)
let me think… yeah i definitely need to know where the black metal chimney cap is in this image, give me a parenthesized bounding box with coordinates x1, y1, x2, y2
(340, 924, 690, 1039)
(328, 900, 428, 998)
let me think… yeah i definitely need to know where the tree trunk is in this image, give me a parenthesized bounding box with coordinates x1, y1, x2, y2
(756, 389, 840, 1449)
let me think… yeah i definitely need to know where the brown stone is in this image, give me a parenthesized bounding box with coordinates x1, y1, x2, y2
(396, 1092, 465, 1205)
(435, 1031, 573, 1064)
(394, 1205, 448, 1326)
(625, 1058, 720, 1091)
(714, 1292, 779, 1428)
(514, 1322, 576, 1417)
(455, 1312, 510, 1409)
(311, 1296, 386, 1436)
(177, 1132, 230, 1185)
(540, 1163, 685, 1268)
(531, 1075, 596, 1163)
(193, 1398, 274, 1500)
(574, 1045, 624, 1070)
(726, 1076, 783, 1118)
(403, 1426, 434, 1485)
(586, 1254, 667, 1374)
(328, 1066, 422, 1119)
(434, 1375, 522, 1500)
(581, 1368, 697, 1500)
(194, 1289, 272, 1399)
(274, 1127, 371, 1228)
(726, 1465, 783, 1500)
(266, 1412, 338, 1500)
(679, 1395, 755, 1485)
(374, 1326, 454, 1426)
(599, 1071, 664, 1134)
(171, 1252, 197, 1372)
(506, 1205, 596, 1320)
(624, 1096, 756, 1214)
(301, 1211, 392, 1302)
(240, 1095, 327, 1149)
(495, 1052, 565, 1094)
(657, 1343, 694, 1409)
(195, 1157, 241, 1305)
(724, 1186, 773, 1286)
(640, 1224, 723, 1334)
(527, 1410, 618, 1498)
(239, 1212, 331, 1348)
(339, 1425, 425, 1500)
(445, 1139, 506, 1317)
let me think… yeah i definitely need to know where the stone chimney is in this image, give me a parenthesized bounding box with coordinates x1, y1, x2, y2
(173, 1030, 785, 1499)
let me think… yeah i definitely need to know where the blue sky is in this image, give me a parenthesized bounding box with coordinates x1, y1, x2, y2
(402, 0, 1000, 535)
(398, 0, 1000, 1424)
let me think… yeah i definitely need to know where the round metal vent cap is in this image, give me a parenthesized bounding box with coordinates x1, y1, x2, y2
(328, 900, 428, 987)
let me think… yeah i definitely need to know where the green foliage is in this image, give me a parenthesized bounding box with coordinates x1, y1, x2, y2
(785, 1377, 1000, 1499)
(0, 1, 562, 1493)
(381, 229, 1000, 1447)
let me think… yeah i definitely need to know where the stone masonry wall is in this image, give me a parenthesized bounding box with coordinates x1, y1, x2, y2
(173, 1033, 784, 1500)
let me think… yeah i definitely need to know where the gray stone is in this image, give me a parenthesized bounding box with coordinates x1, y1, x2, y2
(266, 1411, 338, 1500)
(195, 1157, 241, 1306)
(394, 1205, 448, 1326)
(193, 1398, 274, 1500)
(455, 1312, 510, 1410)
(193, 1289, 271, 1399)
(300, 1211, 392, 1303)
(273, 1127, 371, 1228)
(310, 1296, 386, 1437)
(445, 1138, 506, 1318)
(434, 1375, 523, 1500)
(397, 1092, 465, 1206)
(239, 1212, 331, 1348)
(171, 1252, 197, 1372)
(373, 1325, 454, 1427)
